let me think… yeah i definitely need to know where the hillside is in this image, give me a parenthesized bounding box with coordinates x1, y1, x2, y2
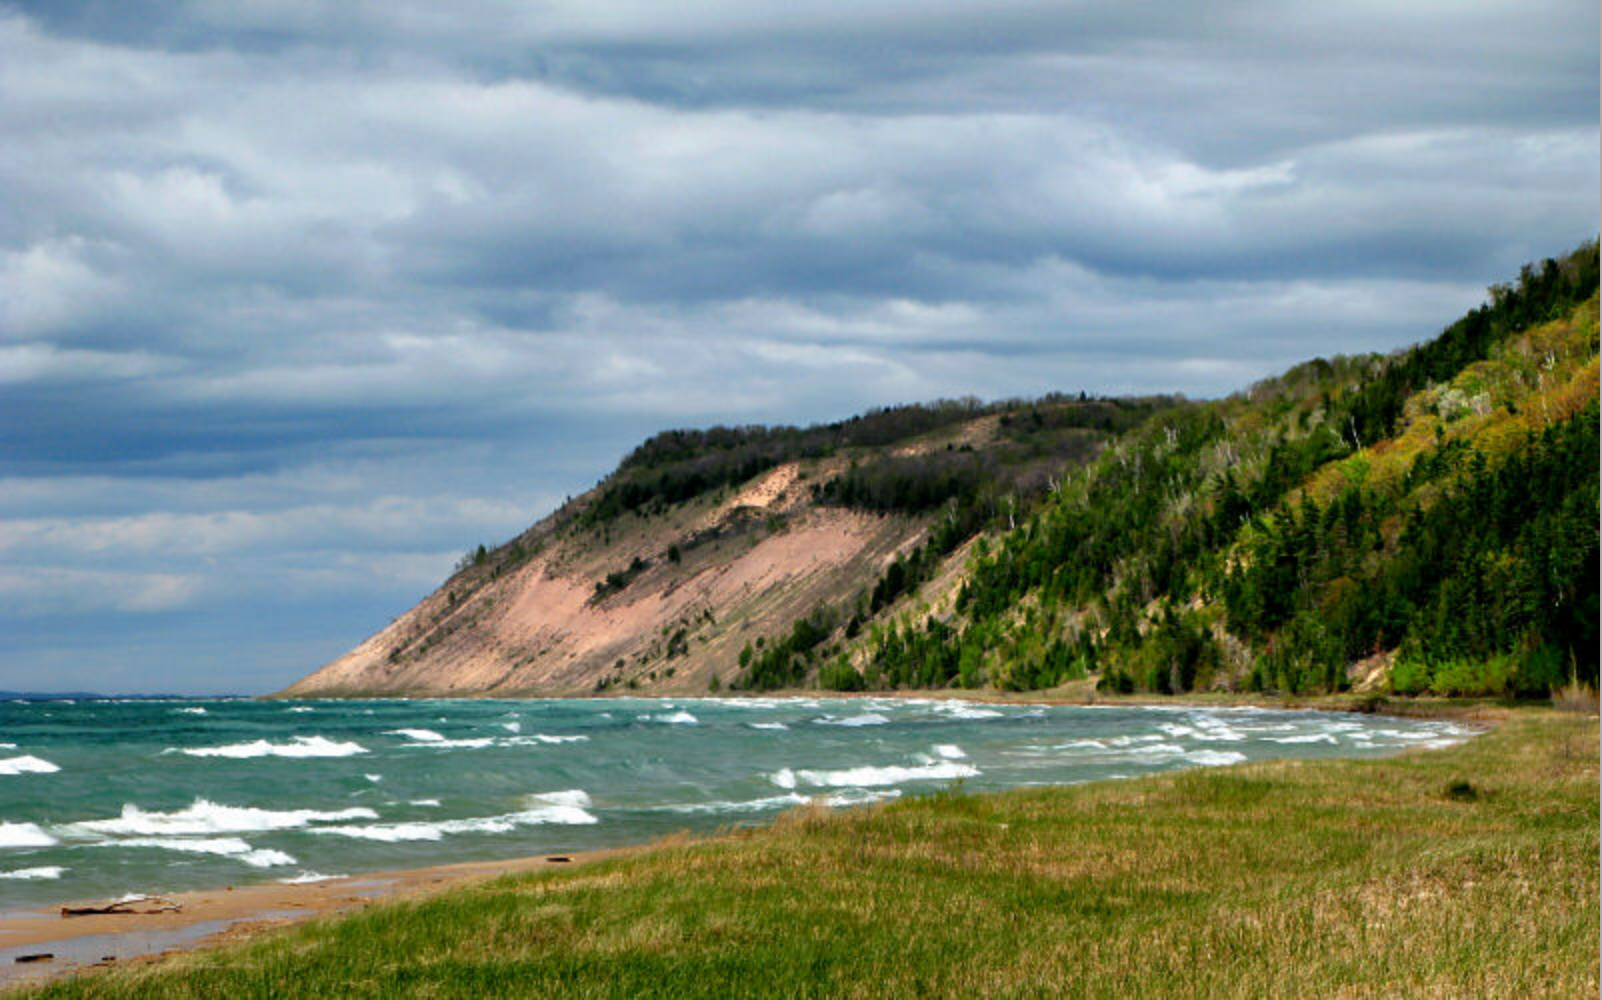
(283, 396, 1172, 696)
(285, 243, 1599, 699)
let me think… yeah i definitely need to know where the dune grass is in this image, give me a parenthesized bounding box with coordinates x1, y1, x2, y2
(31, 709, 1598, 998)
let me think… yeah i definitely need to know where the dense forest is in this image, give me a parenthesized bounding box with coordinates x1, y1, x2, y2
(731, 243, 1600, 697)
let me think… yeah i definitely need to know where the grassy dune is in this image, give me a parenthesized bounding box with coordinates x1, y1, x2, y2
(34, 709, 1598, 998)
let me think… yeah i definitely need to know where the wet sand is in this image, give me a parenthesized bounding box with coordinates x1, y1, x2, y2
(0, 847, 632, 990)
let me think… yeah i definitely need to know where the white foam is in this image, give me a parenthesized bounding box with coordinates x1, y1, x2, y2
(932, 744, 967, 759)
(528, 789, 592, 809)
(502, 722, 521, 733)
(386, 728, 445, 742)
(770, 768, 798, 790)
(659, 793, 810, 815)
(648, 711, 698, 725)
(0, 743, 14, 749)
(314, 823, 445, 842)
(280, 871, 344, 884)
(1185, 717, 1248, 742)
(410, 799, 441, 808)
(1107, 734, 1166, 746)
(287, 706, 315, 713)
(314, 801, 597, 842)
(1055, 739, 1107, 751)
(180, 736, 367, 759)
(822, 788, 903, 807)
(1122, 742, 1185, 757)
(794, 761, 979, 788)
(0, 866, 65, 880)
(0, 822, 56, 848)
(748, 722, 789, 731)
(70, 799, 377, 837)
(1264, 734, 1338, 745)
(0, 755, 60, 775)
(531, 734, 588, 744)
(364, 774, 382, 783)
(174, 707, 208, 715)
(112, 837, 297, 867)
(816, 713, 889, 727)
(1185, 750, 1248, 767)
(937, 704, 1004, 720)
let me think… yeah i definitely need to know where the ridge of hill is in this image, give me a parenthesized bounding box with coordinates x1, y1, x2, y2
(284, 242, 1599, 698)
(283, 395, 1175, 696)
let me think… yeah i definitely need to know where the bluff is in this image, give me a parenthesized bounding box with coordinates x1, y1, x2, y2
(285, 243, 1599, 699)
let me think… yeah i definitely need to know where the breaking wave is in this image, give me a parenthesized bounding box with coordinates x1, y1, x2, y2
(0, 821, 57, 848)
(178, 736, 367, 759)
(0, 865, 64, 879)
(0, 755, 60, 775)
(70, 799, 377, 837)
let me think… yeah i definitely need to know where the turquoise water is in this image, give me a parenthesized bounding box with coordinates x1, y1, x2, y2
(0, 696, 1471, 910)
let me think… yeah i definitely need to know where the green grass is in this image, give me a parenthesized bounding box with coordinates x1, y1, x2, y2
(33, 709, 1598, 998)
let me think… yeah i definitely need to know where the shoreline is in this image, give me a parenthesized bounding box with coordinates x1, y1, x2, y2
(0, 844, 645, 990)
(2, 692, 1510, 991)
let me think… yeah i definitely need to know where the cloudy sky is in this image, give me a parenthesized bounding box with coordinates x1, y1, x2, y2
(2, 1, 1596, 694)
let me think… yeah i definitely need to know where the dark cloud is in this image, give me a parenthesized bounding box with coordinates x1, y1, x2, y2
(0, 1, 1595, 692)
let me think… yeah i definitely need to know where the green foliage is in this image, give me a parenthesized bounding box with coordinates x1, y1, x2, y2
(818, 655, 867, 692)
(592, 555, 651, 601)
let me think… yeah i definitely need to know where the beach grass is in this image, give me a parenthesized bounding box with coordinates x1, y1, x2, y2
(28, 708, 1598, 998)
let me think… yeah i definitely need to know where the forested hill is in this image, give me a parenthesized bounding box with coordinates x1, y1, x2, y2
(289, 243, 1597, 699)
(834, 242, 1599, 698)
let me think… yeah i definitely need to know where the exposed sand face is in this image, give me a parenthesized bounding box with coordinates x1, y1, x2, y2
(285, 492, 922, 697)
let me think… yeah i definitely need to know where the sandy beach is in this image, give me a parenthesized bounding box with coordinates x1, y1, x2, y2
(0, 846, 634, 991)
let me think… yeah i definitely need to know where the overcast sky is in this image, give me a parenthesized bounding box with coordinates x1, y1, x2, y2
(2, 1, 1596, 694)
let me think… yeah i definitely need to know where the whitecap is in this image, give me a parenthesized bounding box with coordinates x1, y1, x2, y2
(410, 799, 441, 808)
(1122, 742, 1186, 756)
(70, 799, 377, 837)
(179, 736, 366, 759)
(1055, 739, 1107, 751)
(770, 768, 798, 790)
(648, 711, 698, 725)
(822, 788, 904, 807)
(174, 707, 208, 715)
(364, 774, 382, 783)
(932, 744, 967, 759)
(815, 713, 889, 727)
(0, 866, 65, 880)
(502, 722, 522, 733)
(1263, 734, 1338, 745)
(748, 722, 789, 731)
(794, 761, 979, 788)
(527, 789, 592, 809)
(1185, 750, 1248, 767)
(937, 704, 1004, 720)
(314, 802, 597, 842)
(386, 728, 445, 742)
(111, 837, 297, 867)
(0, 822, 57, 848)
(657, 793, 810, 815)
(281, 871, 344, 884)
(287, 706, 315, 713)
(0, 755, 60, 775)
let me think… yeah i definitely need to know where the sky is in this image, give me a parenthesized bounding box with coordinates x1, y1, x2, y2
(2, 1, 1597, 694)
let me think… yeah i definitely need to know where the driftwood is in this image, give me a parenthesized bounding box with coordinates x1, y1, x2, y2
(60, 895, 182, 917)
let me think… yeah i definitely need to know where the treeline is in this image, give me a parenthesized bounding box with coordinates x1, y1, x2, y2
(585, 395, 1173, 526)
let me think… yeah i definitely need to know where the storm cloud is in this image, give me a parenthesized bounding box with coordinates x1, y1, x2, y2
(2, 1, 1596, 692)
